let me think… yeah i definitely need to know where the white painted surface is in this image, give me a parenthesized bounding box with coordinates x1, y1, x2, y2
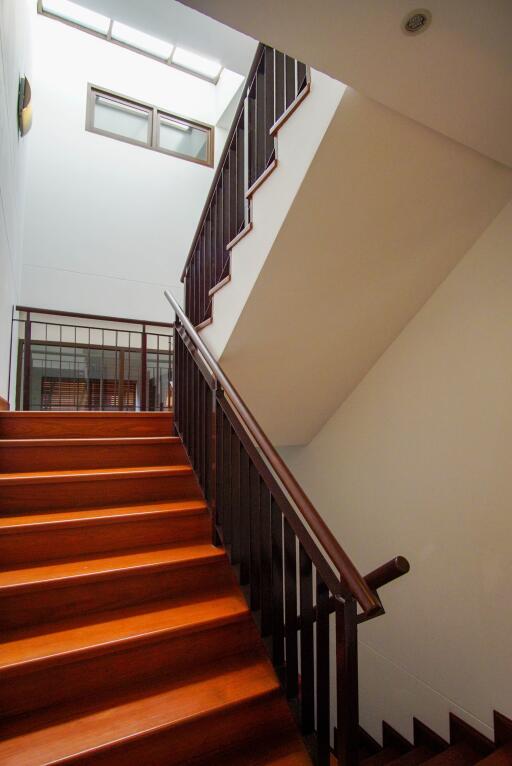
(22, 8, 251, 322)
(208, 86, 512, 445)
(180, 0, 512, 169)
(0, 0, 32, 402)
(201, 69, 346, 358)
(281, 199, 512, 741)
(77, 0, 257, 77)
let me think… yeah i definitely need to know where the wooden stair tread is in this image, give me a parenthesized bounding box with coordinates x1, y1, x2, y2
(420, 742, 483, 766)
(0, 649, 279, 766)
(0, 542, 225, 590)
(387, 746, 439, 766)
(0, 587, 249, 673)
(364, 747, 404, 766)
(0, 436, 179, 448)
(186, 730, 312, 764)
(0, 499, 207, 529)
(0, 464, 192, 484)
(476, 743, 512, 766)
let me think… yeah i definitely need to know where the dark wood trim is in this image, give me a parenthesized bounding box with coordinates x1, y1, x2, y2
(382, 721, 413, 752)
(269, 81, 311, 136)
(196, 317, 213, 332)
(413, 718, 448, 751)
(0, 395, 9, 411)
(449, 714, 494, 756)
(16, 306, 173, 328)
(494, 712, 512, 746)
(181, 44, 265, 282)
(246, 158, 278, 199)
(227, 222, 253, 251)
(165, 290, 382, 615)
(208, 274, 231, 297)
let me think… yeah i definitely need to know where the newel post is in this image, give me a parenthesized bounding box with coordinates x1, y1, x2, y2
(335, 594, 360, 766)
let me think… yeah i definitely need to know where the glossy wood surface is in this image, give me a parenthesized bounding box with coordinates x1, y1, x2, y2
(0, 411, 309, 764)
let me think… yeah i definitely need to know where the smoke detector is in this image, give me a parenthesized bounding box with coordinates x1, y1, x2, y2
(402, 9, 432, 34)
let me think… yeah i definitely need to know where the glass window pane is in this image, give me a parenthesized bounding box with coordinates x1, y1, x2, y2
(93, 95, 150, 144)
(158, 115, 209, 162)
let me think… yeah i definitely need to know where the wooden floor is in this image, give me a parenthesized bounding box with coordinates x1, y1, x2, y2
(0, 411, 311, 765)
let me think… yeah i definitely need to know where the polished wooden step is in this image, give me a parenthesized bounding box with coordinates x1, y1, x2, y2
(0, 542, 229, 630)
(0, 465, 202, 512)
(0, 649, 286, 765)
(0, 586, 254, 717)
(0, 411, 173, 439)
(0, 436, 186, 472)
(0, 500, 209, 564)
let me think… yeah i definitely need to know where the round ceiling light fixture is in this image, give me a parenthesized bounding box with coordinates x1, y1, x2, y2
(402, 9, 432, 34)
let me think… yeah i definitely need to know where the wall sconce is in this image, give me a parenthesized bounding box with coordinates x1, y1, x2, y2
(18, 76, 32, 136)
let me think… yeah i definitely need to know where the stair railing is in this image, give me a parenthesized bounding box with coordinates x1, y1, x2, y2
(180, 43, 311, 329)
(165, 289, 410, 766)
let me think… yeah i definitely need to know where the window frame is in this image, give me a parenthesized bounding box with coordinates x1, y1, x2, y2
(85, 84, 214, 167)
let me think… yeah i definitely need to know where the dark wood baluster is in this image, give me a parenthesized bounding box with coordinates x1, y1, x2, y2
(297, 61, 307, 94)
(236, 121, 245, 233)
(285, 55, 295, 109)
(199, 372, 206, 491)
(247, 82, 256, 190)
(229, 143, 237, 243)
(299, 547, 315, 734)
(271, 498, 285, 668)
(222, 413, 232, 547)
(200, 230, 205, 323)
(264, 45, 275, 166)
(193, 362, 199, 472)
(260, 481, 272, 636)
(316, 575, 331, 765)
(336, 595, 359, 766)
(211, 194, 217, 286)
(284, 518, 298, 699)
(217, 178, 224, 278)
(223, 165, 230, 266)
(230, 428, 241, 565)
(274, 50, 285, 125)
(256, 58, 266, 179)
(239, 444, 251, 584)
(204, 217, 211, 314)
(249, 459, 261, 611)
(215, 401, 224, 534)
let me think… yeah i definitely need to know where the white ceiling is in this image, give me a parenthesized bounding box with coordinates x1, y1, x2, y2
(178, 0, 512, 168)
(75, 0, 257, 76)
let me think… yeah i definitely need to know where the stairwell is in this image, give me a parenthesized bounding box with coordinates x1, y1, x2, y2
(0, 411, 309, 765)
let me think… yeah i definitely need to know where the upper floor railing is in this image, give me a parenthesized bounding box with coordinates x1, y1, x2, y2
(10, 306, 173, 412)
(166, 289, 410, 766)
(180, 44, 310, 328)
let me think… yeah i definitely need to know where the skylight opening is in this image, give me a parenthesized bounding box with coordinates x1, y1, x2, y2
(41, 0, 110, 35)
(172, 48, 222, 80)
(111, 22, 174, 61)
(38, 1, 225, 83)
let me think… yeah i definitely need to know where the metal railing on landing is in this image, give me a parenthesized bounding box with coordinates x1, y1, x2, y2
(166, 289, 410, 766)
(180, 43, 311, 329)
(10, 307, 173, 412)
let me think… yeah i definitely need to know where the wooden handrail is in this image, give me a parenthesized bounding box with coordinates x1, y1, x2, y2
(165, 289, 380, 615)
(16, 305, 173, 328)
(180, 43, 265, 283)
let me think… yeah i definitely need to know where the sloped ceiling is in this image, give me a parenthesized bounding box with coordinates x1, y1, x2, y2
(178, 0, 512, 168)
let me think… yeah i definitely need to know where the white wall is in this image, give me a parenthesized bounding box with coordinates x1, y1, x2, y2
(282, 199, 512, 742)
(21, 9, 247, 323)
(0, 0, 32, 403)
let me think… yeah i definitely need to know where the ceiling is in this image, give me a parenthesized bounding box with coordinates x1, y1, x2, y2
(75, 0, 257, 77)
(178, 0, 512, 168)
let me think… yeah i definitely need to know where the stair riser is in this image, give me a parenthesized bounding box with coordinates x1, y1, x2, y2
(0, 442, 186, 472)
(62, 693, 290, 766)
(0, 474, 202, 512)
(1, 617, 257, 717)
(0, 414, 173, 439)
(0, 558, 232, 630)
(0, 513, 211, 565)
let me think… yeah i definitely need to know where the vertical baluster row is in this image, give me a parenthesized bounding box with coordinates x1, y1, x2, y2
(222, 164, 230, 274)
(260, 481, 272, 636)
(229, 143, 237, 244)
(285, 55, 296, 109)
(271, 498, 285, 668)
(336, 596, 359, 766)
(239, 445, 251, 584)
(255, 55, 266, 179)
(274, 49, 285, 125)
(249, 460, 261, 611)
(236, 116, 245, 234)
(214, 401, 224, 534)
(230, 428, 241, 565)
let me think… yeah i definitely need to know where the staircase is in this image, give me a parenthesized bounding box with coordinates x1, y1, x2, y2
(0, 411, 310, 765)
